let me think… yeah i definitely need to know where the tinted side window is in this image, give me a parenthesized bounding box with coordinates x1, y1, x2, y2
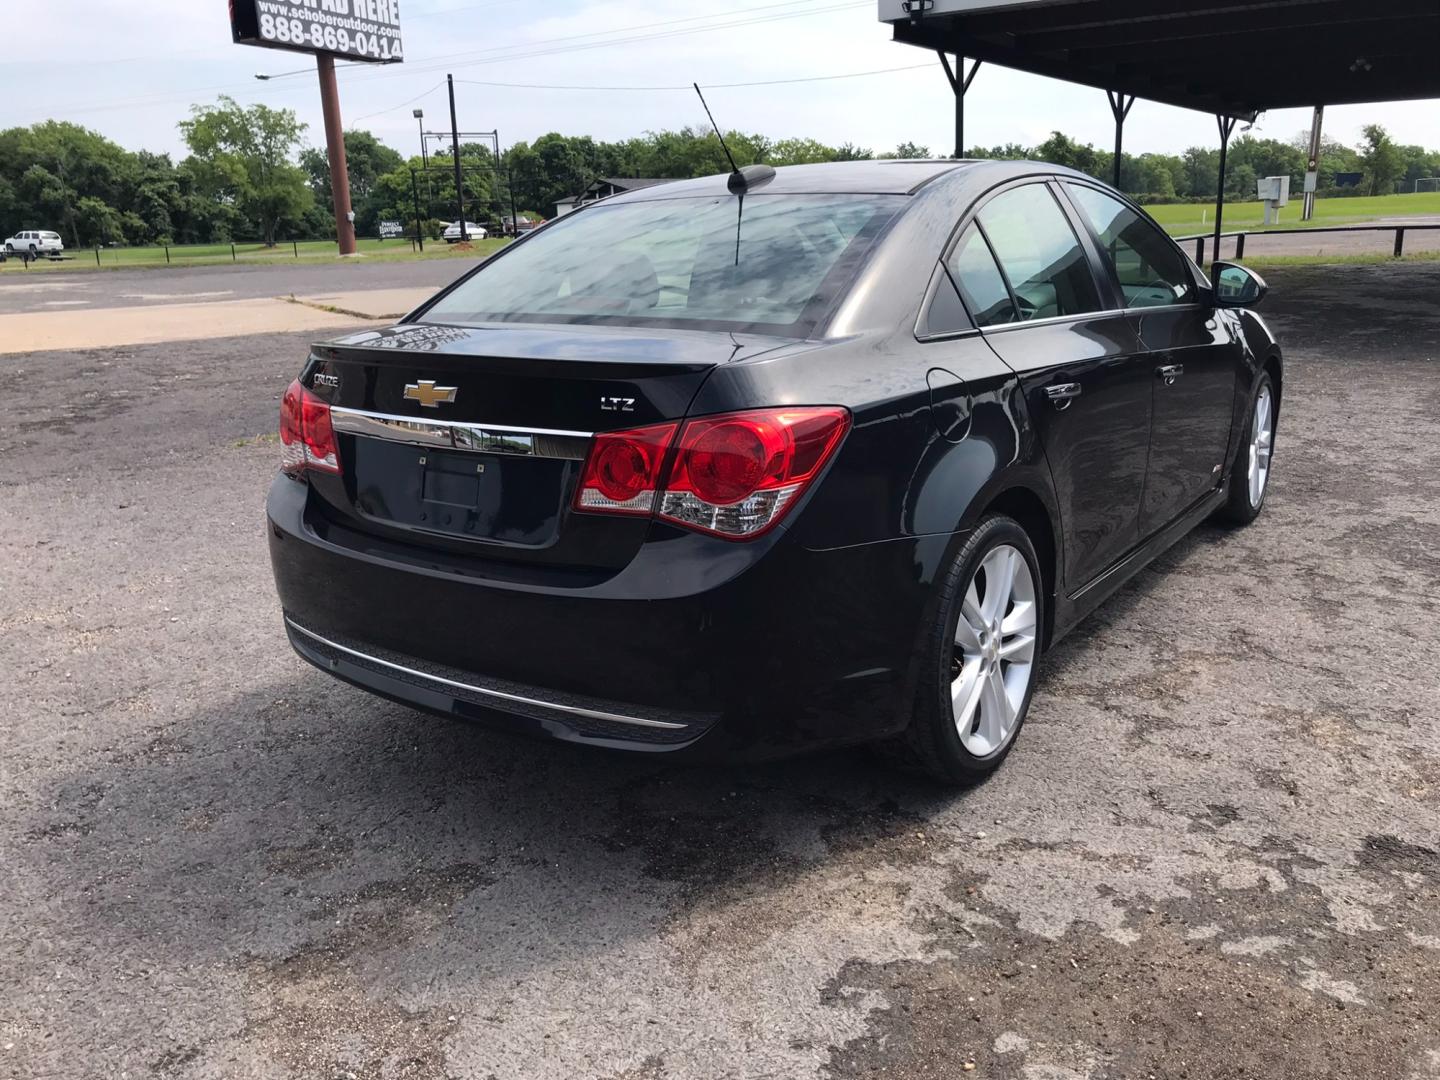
(976, 184, 1101, 321)
(1065, 184, 1194, 308)
(945, 225, 1016, 327)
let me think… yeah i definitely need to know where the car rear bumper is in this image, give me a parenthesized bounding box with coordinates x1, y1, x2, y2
(267, 474, 952, 757)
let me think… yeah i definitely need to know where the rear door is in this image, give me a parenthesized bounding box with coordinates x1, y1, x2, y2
(1061, 182, 1240, 535)
(947, 180, 1153, 591)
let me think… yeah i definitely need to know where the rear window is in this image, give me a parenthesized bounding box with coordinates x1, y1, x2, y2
(42, 232, 61, 240)
(420, 193, 905, 336)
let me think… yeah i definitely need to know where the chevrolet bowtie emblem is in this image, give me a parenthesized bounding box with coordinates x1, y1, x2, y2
(403, 380, 459, 408)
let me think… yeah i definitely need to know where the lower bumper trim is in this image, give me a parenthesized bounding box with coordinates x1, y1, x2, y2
(285, 617, 690, 732)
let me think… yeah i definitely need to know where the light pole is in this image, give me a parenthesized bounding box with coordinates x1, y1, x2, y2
(414, 108, 427, 169)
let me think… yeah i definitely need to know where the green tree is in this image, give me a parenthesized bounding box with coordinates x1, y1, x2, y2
(1032, 132, 1100, 177)
(301, 130, 404, 236)
(1358, 123, 1403, 196)
(887, 141, 931, 159)
(74, 196, 125, 246)
(1139, 155, 1177, 198)
(179, 96, 313, 245)
(768, 138, 837, 166)
(1183, 147, 1219, 198)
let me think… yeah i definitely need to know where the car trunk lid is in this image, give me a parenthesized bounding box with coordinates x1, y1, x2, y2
(302, 322, 786, 571)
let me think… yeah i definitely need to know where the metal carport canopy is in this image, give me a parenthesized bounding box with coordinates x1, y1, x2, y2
(880, 0, 1440, 120)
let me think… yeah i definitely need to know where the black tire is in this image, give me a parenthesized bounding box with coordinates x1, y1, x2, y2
(1215, 371, 1276, 526)
(881, 514, 1045, 785)
(28, 245, 37, 256)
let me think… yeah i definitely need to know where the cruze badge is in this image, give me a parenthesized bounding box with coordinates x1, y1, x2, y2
(404, 380, 459, 408)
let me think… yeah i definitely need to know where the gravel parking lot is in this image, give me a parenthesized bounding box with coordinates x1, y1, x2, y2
(3, 265, 1439, 1080)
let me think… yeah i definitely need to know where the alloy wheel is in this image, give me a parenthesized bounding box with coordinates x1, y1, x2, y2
(1248, 386, 1274, 508)
(951, 544, 1038, 756)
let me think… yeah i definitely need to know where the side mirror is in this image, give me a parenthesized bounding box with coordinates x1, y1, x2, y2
(1211, 261, 1268, 307)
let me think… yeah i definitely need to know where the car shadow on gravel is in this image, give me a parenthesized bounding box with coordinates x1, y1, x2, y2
(14, 517, 1241, 991)
(14, 670, 979, 979)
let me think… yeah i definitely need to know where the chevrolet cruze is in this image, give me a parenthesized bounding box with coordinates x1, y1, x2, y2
(268, 160, 1280, 783)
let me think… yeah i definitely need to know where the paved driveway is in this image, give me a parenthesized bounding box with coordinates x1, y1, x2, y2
(2, 266, 1439, 1079)
(0, 259, 472, 315)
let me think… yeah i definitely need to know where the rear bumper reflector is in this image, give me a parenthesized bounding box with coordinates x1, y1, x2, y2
(285, 617, 691, 731)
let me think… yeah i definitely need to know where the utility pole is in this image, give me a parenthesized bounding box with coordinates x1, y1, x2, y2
(317, 54, 356, 256)
(494, 130, 518, 235)
(1302, 105, 1325, 222)
(448, 74, 467, 242)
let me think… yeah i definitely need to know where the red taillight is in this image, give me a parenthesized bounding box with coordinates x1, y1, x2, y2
(573, 407, 849, 540)
(574, 423, 677, 514)
(279, 379, 340, 476)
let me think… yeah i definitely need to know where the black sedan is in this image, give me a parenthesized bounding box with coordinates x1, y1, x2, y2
(268, 159, 1279, 783)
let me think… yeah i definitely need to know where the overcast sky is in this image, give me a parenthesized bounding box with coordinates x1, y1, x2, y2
(5, 0, 1437, 164)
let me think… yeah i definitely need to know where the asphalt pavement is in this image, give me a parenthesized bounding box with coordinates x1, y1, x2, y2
(2, 266, 1439, 1079)
(0, 259, 473, 315)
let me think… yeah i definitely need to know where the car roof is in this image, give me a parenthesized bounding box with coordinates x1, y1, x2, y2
(599, 159, 1103, 202)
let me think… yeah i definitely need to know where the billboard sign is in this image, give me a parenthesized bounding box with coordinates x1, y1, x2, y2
(378, 220, 405, 239)
(877, 0, 1050, 22)
(230, 0, 403, 63)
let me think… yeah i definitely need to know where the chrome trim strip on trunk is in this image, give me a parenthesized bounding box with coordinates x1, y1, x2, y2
(328, 406, 592, 459)
(285, 618, 690, 731)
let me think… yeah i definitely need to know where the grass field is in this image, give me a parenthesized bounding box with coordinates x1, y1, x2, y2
(4, 192, 1439, 276)
(0, 236, 509, 273)
(1146, 191, 1440, 235)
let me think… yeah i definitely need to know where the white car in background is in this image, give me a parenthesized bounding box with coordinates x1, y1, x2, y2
(442, 221, 487, 243)
(5, 230, 65, 257)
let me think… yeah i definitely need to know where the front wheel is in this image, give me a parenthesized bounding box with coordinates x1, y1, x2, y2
(883, 515, 1044, 784)
(1216, 373, 1276, 526)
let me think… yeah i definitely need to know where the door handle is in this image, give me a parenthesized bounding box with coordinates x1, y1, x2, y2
(1157, 364, 1184, 386)
(1044, 383, 1082, 411)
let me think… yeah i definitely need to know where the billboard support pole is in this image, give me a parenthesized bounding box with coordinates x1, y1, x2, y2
(448, 74, 467, 242)
(317, 54, 357, 256)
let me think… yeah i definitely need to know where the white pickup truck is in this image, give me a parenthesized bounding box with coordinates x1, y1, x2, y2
(4, 230, 65, 257)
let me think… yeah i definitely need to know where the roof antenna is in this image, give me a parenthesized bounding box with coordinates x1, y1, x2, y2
(693, 82, 775, 194)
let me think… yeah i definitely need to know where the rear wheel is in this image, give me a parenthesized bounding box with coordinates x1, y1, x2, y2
(884, 515, 1044, 784)
(1217, 372, 1275, 525)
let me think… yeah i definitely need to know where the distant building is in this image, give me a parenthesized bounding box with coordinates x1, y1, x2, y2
(555, 177, 674, 217)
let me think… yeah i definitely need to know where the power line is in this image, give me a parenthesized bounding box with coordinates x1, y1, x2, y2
(452, 64, 934, 93)
(324, 62, 933, 133)
(353, 2, 871, 83)
(20, 0, 871, 120)
(381, 0, 863, 72)
(351, 81, 448, 122)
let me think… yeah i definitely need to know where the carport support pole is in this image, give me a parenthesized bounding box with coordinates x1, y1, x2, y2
(316, 55, 357, 257)
(1107, 91, 1135, 191)
(1302, 105, 1325, 221)
(1212, 115, 1239, 268)
(937, 52, 981, 159)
